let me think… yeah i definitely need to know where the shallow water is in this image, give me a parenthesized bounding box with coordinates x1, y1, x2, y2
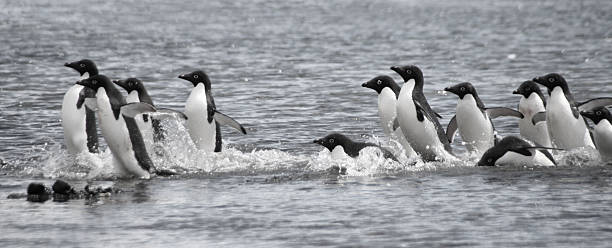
(1, 0, 612, 247)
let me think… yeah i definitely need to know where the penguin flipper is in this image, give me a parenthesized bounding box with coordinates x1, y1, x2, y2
(531, 111, 546, 125)
(84, 98, 98, 112)
(537, 149, 557, 166)
(156, 108, 188, 120)
(121, 102, 157, 118)
(413, 100, 425, 122)
(486, 107, 524, 119)
(578, 97, 612, 112)
(446, 115, 458, 143)
(213, 110, 247, 134)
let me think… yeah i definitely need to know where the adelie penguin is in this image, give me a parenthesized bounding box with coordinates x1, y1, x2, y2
(445, 82, 522, 155)
(62, 59, 99, 154)
(362, 75, 417, 158)
(77, 75, 165, 178)
(581, 107, 612, 161)
(532, 73, 595, 149)
(178, 70, 247, 152)
(389, 65, 453, 161)
(313, 133, 398, 161)
(512, 80, 552, 147)
(477, 136, 557, 167)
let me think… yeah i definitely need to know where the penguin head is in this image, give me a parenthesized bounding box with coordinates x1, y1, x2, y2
(76, 74, 111, 91)
(389, 65, 423, 83)
(513, 80, 546, 102)
(313, 133, 351, 152)
(477, 148, 502, 167)
(477, 136, 530, 166)
(532, 73, 568, 94)
(445, 82, 477, 99)
(113, 78, 143, 93)
(581, 107, 611, 125)
(178, 70, 211, 88)
(362, 75, 397, 94)
(64, 59, 98, 76)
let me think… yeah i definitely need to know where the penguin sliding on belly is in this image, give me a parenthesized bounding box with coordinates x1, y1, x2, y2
(62, 59, 99, 154)
(77, 75, 167, 178)
(512, 80, 552, 147)
(477, 136, 557, 167)
(581, 107, 612, 161)
(389, 65, 453, 161)
(532, 73, 595, 150)
(313, 133, 398, 161)
(362, 75, 417, 158)
(445, 82, 523, 155)
(178, 70, 247, 152)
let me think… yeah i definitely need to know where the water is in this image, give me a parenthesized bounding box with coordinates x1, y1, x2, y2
(1, 0, 612, 246)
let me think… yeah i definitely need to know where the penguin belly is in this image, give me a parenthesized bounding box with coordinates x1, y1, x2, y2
(456, 95, 494, 155)
(378, 88, 416, 158)
(396, 82, 448, 161)
(496, 150, 555, 167)
(593, 120, 612, 161)
(518, 94, 551, 146)
(331, 146, 350, 160)
(184, 84, 217, 152)
(61, 85, 88, 154)
(96, 89, 149, 178)
(125, 91, 155, 155)
(546, 88, 594, 149)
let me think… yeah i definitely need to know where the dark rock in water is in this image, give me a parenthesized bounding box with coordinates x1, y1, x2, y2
(84, 184, 119, 198)
(52, 180, 75, 195)
(26, 183, 50, 202)
(327, 165, 347, 175)
(6, 193, 27, 199)
(155, 168, 178, 177)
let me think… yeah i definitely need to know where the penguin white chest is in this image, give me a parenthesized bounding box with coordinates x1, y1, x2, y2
(518, 94, 551, 146)
(125, 91, 140, 103)
(61, 85, 88, 154)
(593, 120, 612, 160)
(377, 88, 398, 136)
(184, 84, 217, 152)
(546, 87, 594, 149)
(330, 146, 350, 160)
(496, 150, 555, 167)
(456, 95, 493, 154)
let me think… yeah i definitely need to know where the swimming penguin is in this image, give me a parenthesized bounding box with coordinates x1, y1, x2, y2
(389, 65, 453, 161)
(512, 80, 552, 147)
(445, 82, 523, 155)
(62, 59, 99, 154)
(477, 136, 557, 167)
(113, 78, 164, 151)
(362, 75, 417, 158)
(532, 73, 595, 149)
(178, 70, 246, 152)
(313, 133, 398, 161)
(77, 75, 161, 178)
(581, 107, 612, 161)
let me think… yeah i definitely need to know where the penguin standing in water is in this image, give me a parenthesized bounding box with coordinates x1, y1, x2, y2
(77, 75, 160, 178)
(389, 65, 453, 161)
(445, 82, 523, 155)
(362, 75, 417, 158)
(178, 70, 246, 152)
(62, 59, 99, 154)
(313, 133, 398, 161)
(581, 107, 612, 161)
(532, 73, 594, 149)
(477, 136, 557, 167)
(512, 80, 552, 147)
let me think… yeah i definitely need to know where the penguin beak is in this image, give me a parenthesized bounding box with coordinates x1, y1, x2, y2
(75, 80, 86, 86)
(532, 77, 549, 88)
(390, 66, 401, 74)
(512, 90, 520, 95)
(313, 139, 323, 145)
(361, 82, 368, 88)
(178, 74, 187, 80)
(580, 110, 595, 120)
(444, 87, 457, 95)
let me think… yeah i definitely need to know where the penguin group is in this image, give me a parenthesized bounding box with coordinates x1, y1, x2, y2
(61, 59, 247, 179)
(61, 60, 612, 176)
(354, 65, 612, 167)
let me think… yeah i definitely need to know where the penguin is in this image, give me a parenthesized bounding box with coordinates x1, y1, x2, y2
(362, 75, 417, 158)
(512, 80, 552, 147)
(62, 59, 99, 154)
(445, 82, 523, 155)
(76, 75, 161, 178)
(313, 133, 398, 161)
(580, 107, 612, 161)
(389, 65, 453, 161)
(178, 70, 247, 152)
(532, 73, 595, 149)
(477, 136, 557, 167)
(113, 78, 164, 152)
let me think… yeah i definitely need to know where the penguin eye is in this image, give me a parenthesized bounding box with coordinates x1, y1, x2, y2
(128, 81, 134, 87)
(596, 111, 603, 115)
(487, 158, 492, 163)
(91, 80, 97, 85)
(79, 64, 85, 68)
(548, 77, 555, 83)
(328, 138, 335, 144)
(193, 75, 199, 79)
(376, 80, 382, 85)
(460, 87, 466, 92)
(405, 69, 412, 74)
